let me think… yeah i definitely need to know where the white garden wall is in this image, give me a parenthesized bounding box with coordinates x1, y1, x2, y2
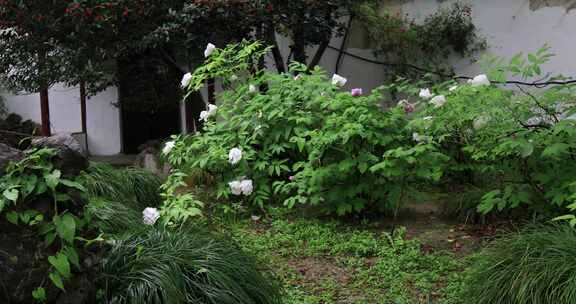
(281, 0, 576, 93)
(4, 0, 576, 155)
(2, 85, 122, 155)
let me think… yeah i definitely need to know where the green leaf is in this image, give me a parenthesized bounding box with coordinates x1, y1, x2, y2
(49, 272, 65, 291)
(44, 170, 61, 190)
(59, 179, 86, 192)
(44, 232, 57, 246)
(519, 142, 534, 158)
(509, 53, 523, 66)
(48, 253, 71, 279)
(35, 182, 47, 195)
(542, 143, 570, 158)
(358, 162, 368, 174)
(3, 188, 19, 202)
(32, 287, 46, 301)
(22, 175, 38, 198)
(552, 214, 576, 221)
(63, 246, 80, 268)
(53, 213, 76, 244)
(6, 211, 19, 225)
(54, 193, 71, 202)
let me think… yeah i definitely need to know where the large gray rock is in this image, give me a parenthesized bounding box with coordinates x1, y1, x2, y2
(31, 134, 88, 177)
(32, 134, 82, 154)
(0, 143, 23, 173)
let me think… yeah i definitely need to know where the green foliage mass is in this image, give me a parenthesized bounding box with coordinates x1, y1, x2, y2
(165, 41, 448, 220)
(397, 45, 576, 217)
(0, 148, 90, 294)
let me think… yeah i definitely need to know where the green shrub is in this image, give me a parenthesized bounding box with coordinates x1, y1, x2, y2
(100, 228, 283, 304)
(164, 41, 447, 219)
(464, 225, 576, 304)
(398, 45, 576, 217)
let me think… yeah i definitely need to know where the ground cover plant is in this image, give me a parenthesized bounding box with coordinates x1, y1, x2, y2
(215, 210, 470, 304)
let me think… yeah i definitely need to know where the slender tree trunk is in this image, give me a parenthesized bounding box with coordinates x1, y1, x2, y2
(292, 24, 307, 65)
(308, 39, 330, 70)
(80, 81, 87, 134)
(39, 88, 50, 136)
(38, 51, 51, 136)
(266, 23, 286, 73)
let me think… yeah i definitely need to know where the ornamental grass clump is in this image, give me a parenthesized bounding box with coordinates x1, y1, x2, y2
(464, 224, 576, 304)
(100, 228, 283, 304)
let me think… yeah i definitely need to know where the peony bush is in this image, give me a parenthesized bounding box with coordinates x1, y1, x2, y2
(161, 41, 447, 221)
(161, 42, 576, 223)
(396, 45, 576, 217)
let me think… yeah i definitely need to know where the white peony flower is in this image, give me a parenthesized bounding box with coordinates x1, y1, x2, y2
(142, 207, 160, 225)
(331, 74, 347, 87)
(199, 104, 218, 121)
(207, 104, 218, 115)
(413, 133, 423, 142)
(181, 73, 192, 88)
(430, 95, 447, 108)
(162, 141, 175, 155)
(228, 148, 243, 165)
(473, 116, 490, 129)
(229, 180, 243, 195)
(199, 111, 209, 121)
(249, 84, 258, 93)
(230, 74, 239, 82)
(240, 179, 253, 196)
(412, 133, 430, 143)
(468, 74, 490, 87)
(419, 88, 434, 100)
(204, 43, 216, 58)
(449, 85, 459, 92)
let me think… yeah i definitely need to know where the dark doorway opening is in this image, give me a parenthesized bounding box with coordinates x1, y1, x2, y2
(118, 53, 182, 154)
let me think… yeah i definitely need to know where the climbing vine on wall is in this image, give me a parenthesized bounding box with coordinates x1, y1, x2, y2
(355, 2, 486, 80)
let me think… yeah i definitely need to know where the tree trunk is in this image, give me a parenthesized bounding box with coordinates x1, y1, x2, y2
(80, 81, 87, 134)
(38, 51, 51, 136)
(39, 87, 50, 136)
(308, 39, 330, 70)
(292, 27, 307, 65)
(266, 24, 286, 73)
